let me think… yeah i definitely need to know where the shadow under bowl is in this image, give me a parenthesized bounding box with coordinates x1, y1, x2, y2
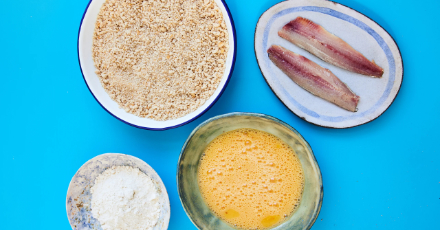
(177, 112, 323, 230)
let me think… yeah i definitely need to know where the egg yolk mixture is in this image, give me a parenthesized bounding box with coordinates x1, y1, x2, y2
(198, 128, 304, 229)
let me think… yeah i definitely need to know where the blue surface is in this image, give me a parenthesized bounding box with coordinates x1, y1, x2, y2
(0, 0, 439, 229)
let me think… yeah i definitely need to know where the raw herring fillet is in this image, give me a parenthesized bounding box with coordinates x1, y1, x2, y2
(278, 17, 384, 78)
(268, 45, 360, 112)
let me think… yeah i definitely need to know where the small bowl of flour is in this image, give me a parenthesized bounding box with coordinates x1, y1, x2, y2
(66, 153, 170, 230)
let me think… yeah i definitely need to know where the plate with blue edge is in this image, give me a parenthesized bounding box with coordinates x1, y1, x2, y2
(254, 0, 403, 129)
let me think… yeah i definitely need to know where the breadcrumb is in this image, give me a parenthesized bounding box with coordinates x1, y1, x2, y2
(92, 0, 229, 121)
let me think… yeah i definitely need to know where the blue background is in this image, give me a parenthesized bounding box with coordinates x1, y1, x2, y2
(0, 0, 439, 229)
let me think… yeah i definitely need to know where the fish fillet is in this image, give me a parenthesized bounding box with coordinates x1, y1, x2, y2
(268, 45, 360, 112)
(278, 17, 384, 78)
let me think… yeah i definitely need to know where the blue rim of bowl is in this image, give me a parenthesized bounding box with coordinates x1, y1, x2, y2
(253, 0, 404, 129)
(77, 0, 237, 131)
(177, 112, 324, 230)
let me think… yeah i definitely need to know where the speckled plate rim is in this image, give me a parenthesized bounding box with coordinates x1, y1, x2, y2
(176, 112, 324, 230)
(254, 0, 404, 129)
(77, 0, 237, 131)
(66, 153, 171, 230)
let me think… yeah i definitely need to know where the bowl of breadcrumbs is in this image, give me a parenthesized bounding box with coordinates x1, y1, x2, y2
(78, 0, 236, 130)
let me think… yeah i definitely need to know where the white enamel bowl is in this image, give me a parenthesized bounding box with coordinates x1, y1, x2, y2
(78, 0, 236, 130)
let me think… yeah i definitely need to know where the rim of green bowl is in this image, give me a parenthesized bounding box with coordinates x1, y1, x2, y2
(176, 112, 323, 230)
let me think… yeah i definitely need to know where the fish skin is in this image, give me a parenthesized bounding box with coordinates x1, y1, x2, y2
(268, 45, 360, 112)
(278, 17, 384, 78)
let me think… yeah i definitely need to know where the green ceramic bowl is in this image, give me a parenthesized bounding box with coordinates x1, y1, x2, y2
(177, 112, 323, 230)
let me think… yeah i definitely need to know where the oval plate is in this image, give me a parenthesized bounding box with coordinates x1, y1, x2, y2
(255, 0, 403, 128)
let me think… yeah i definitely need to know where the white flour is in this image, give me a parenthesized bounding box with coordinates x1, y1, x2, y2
(91, 166, 160, 230)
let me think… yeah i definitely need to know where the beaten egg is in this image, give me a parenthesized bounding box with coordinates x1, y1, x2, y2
(198, 128, 304, 229)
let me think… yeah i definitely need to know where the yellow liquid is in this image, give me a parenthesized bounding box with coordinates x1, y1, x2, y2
(198, 128, 304, 229)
